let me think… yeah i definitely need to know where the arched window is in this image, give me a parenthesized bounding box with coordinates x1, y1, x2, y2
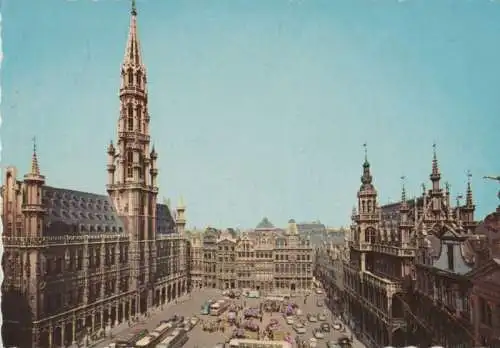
(136, 105, 142, 132)
(127, 104, 134, 131)
(136, 71, 142, 88)
(128, 68, 133, 85)
(138, 154, 144, 180)
(127, 151, 133, 178)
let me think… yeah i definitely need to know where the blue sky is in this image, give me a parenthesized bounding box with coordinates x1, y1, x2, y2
(2, 0, 499, 229)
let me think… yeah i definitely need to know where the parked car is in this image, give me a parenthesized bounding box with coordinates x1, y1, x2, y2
(316, 300, 324, 307)
(286, 317, 295, 325)
(315, 288, 323, 294)
(294, 323, 307, 334)
(326, 341, 341, 348)
(321, 323, 330, 333)
(307, 314, 318, 322)
(318, 313, 327, 321)
(190, 316, 200, 326)
(313, 329, 325, 339)
(332, 322, 344, 331)
(309, 337, 318, 347)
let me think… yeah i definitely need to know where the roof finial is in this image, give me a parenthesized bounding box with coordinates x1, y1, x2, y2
(363, 142, 368, 163)
(131, 0, 137, 16)
(31, 136, 40, 175)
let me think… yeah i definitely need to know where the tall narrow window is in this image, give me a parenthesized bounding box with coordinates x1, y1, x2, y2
(128, 68, 133, 85)
(127, 104, 134, 131)
(127, 151, 133, 178)
(136, 105, 142, 132)
(136, 71, 142, 88)
(447, 244, 454, 271)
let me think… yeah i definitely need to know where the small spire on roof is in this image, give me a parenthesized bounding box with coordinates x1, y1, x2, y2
(131, 0, 137, 16)
(31, 136, 40, 175)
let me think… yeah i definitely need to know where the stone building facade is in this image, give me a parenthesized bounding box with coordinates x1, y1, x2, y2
(1, 4, 190, 348)
(343, 146, 478, 347)
(314, 236, 347, 316)
(468, 205, 500, 347)
(188, 219, 314, 293)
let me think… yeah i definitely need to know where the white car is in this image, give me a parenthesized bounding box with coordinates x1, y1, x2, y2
(286, 317, 294, 325)
(318, 313, 327, 321)
(293, 323, 307, 334)
(190, 316, 199, 326)
(315, 288, 323, 294)
(313, 329, 325, 339)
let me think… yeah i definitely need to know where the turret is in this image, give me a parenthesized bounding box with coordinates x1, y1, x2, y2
(176, 197, 186, 235)
(357, 143, 378, 222)
(22, 138, 46, 238)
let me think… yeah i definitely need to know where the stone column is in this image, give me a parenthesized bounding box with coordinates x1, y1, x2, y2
(31, 326, 40, 348)
(128, 299, 132, 319)
(48, 325, 53, 348)
(107, 306, 112, 330)
(91, 312, 95, 333)
(61, 324, 65, 347)
(100, 309, 104, 331)
(72, 317, 76, 345)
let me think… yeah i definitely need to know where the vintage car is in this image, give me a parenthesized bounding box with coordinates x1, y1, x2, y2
(293, 323, 307, 334)
(320, 323, 330, 333)
(313, 329, 325, 339)
(307, 314, 318, 322)
(286, 317, 295, 325)
(316, 300, 324, 307)
(318, 313, 327, 321)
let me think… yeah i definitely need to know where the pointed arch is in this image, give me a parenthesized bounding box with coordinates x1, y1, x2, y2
(136, 70, 142, 88)
(127, 104, 134, 131)
(127, 151, 133, 178)
(136, 104, 142, 132)
(127, 68, 133, 85)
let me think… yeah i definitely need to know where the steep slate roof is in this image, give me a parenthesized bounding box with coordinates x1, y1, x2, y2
(42, 186, 176, 236)
(43, 186, 125, 237)
(156, 203, 176, 234)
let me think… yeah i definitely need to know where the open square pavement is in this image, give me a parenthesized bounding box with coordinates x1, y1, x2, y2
(91, 288, 365, 348)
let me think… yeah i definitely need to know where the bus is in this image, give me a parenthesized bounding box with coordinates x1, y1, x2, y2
(134, 322, 177, 348)
(113, 325, 149, 347)
(155, 328, 188, 348)
(210, 300, 229, 316)
(228, 339, 292, 348)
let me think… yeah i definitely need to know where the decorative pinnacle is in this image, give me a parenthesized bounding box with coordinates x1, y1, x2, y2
(401, 176, 407, 201)
(363, 142, 368, 164)
(131, 0, 137, 16)
(431, 142, 440, 176)
(31, 136, 40, 175)
(466, 170, 473, 205)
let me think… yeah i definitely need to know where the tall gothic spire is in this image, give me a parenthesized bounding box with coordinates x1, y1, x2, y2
(31, 136, 40, 175)
(123, 0, 142, 68)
